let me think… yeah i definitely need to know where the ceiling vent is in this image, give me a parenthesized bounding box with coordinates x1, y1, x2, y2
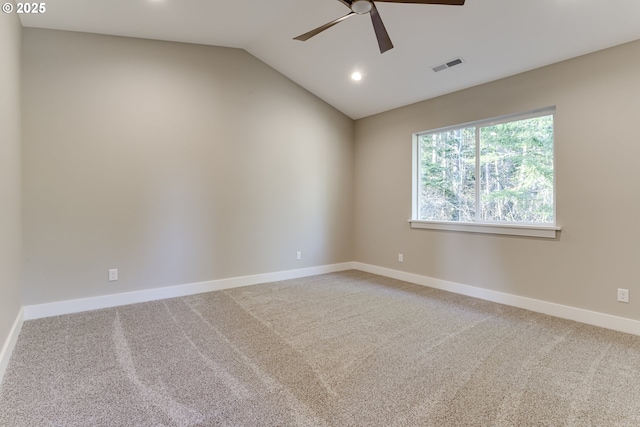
(431, 57, 464, 73)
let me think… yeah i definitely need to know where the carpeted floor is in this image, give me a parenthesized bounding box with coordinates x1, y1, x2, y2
(1, 270, 640, 426)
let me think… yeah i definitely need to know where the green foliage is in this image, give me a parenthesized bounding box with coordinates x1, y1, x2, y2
(419, 127, 475, 222)
(418, 114, 553, 224)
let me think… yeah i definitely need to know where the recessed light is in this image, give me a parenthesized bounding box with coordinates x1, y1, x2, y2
(351, 72, 363, 81)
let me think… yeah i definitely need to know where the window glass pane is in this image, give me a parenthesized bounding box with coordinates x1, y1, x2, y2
(418, 128, 476, 221)
(479, 115, 554, 223)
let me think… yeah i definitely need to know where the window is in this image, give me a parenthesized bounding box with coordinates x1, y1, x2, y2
(411, 107, 560, 238)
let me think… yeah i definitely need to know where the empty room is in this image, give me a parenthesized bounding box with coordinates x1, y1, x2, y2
(2, 0, 640, 425)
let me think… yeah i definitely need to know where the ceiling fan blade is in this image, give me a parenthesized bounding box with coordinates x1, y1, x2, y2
(370, 3, 394, 53)
(293, 12, 356, 41)
(374, 0, 465, 5)
(335, 0, 352, 7)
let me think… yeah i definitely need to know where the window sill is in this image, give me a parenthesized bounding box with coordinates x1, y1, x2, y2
(408, 220, 561, 238)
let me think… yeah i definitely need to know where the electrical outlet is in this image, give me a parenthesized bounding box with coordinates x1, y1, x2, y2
(296, 251, 302, 260)
(398, 254, 404, 263)
(617, 288, 629, 303)
(108, 269, 118, 282)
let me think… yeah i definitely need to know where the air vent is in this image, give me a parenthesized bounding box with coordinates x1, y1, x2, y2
(431, 57, 464, 73)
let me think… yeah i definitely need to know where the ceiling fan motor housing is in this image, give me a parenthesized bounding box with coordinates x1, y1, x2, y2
(352, 0, 373, 14)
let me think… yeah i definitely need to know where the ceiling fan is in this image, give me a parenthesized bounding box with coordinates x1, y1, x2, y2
(294, 0, 465, 54)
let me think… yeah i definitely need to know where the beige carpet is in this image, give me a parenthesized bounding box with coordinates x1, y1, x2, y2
(1, 270, 640, 426)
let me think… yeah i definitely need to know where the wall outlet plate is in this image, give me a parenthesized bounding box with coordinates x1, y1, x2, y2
(108, 269, 118, 282)
(617, 288, 629, 303)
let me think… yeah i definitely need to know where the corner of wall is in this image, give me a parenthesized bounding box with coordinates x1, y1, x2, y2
(0, 309, 23, 385)
(0, 3, 24, 386)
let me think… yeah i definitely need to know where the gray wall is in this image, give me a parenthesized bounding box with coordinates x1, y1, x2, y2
(22, 29, 354, 305)
(354, 39, 640, 320)
(18, 26, 640, 324)
(0, 10, 23, 341)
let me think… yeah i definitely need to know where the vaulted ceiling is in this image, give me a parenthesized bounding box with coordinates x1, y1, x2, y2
(19, 0, 640, 119)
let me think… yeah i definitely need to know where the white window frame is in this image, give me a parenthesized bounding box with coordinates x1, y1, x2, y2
(410, 107, 561, 238)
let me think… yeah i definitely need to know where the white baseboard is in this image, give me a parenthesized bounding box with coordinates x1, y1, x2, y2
(0, 307, 24, 385)
(353, 262, 640, 336)
(19, 260, 640, 336)
(6, 261, 640, 379)
(24, 262, 356, 320)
